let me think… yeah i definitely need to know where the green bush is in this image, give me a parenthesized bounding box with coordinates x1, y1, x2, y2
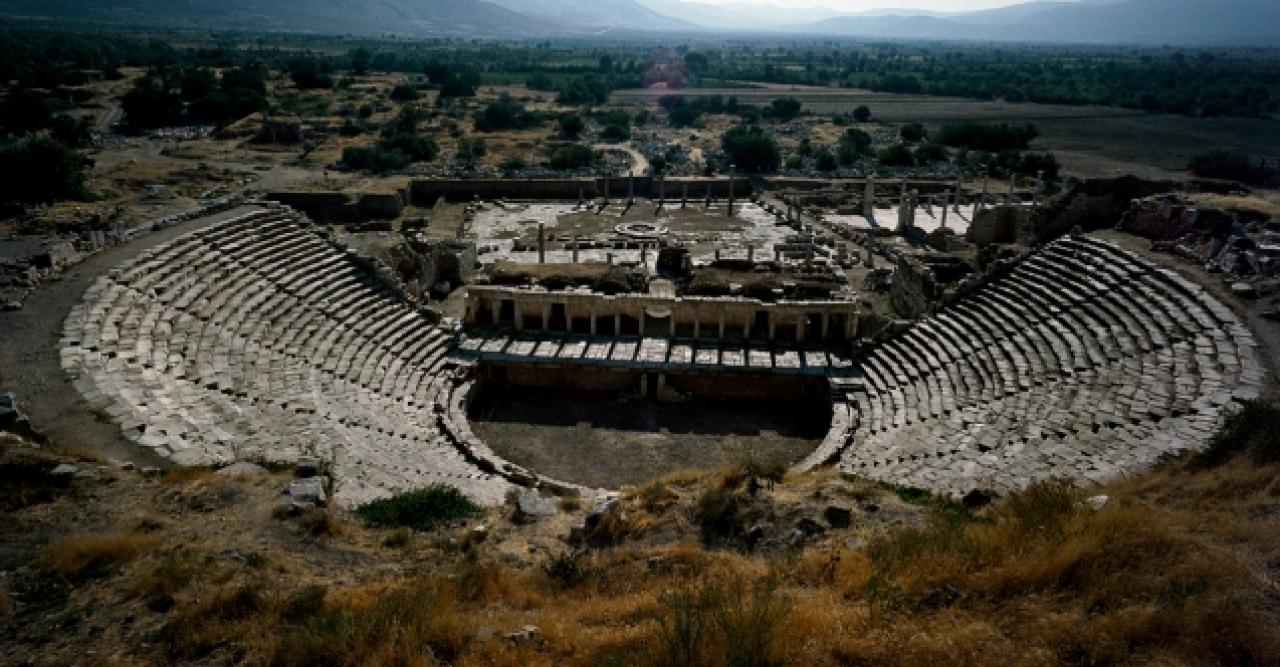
(899, 122, 927, 143)
(936, 121, 1039, 152)
(1196, 400, 1280, 466)
(389, 84, 418, 102)
(1188, 150, 1274, 186)
(878, 143, 915, 167)
(721, 125, 780, 173)
(0, 133, 90, 205)
(354, 484, 483, 531)
(853, 105, 871, 122)
(547, 143, 597, 170)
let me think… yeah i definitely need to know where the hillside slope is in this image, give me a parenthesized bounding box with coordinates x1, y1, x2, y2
(0, 0, 567, 37)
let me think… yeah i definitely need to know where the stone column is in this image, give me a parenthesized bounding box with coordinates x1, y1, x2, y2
(954, 172, 963, 212)
(727, 165, 736, 217)
(669, 312, 676, 337)
(640, 244, 648, 268)
(572, 235, 579, 263)
(638, 306, 645, 336)
(603, 175, 610, 204)
(514, 302, 523, 331)
(590, 308, 597, 335)
(863, 174, 876, 220)
(976, 169, 989, 218)
(682, 183, 688, 208)
(615, 313, 621, 335)
(821, 312, 830, 340)
(747, 246, 754, 262)
(705, 184, 712, 208)
(743, 316, 750, 341)
(714, 249, 721, 261)
(693, 313, 700, 340)
(718, 312, 725, 340)
(542, 303, 550, 332)
(767, 312, 776, 342)
(795, 315, 803, 342)
(537, 223, 546, 264)
(940, 190, 950, 229)
(577, 188, 584, 208)
(1033, 170, 1044, 209)
(658, 173, 666, 207)
(627, 170, 635, 205)
(1006, 174, 1016, 206)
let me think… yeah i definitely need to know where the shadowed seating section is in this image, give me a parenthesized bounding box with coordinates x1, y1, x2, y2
(834, 236, 1263, 499)
(59, 205, 513, 506)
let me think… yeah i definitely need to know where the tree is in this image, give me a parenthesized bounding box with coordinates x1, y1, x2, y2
(548, 143, 597, 170)
(936, 122, 1039, 152)
(121, 76, 182, 128)
(900, 123, 926, 143)
(439, 74, 477, 99)
(474, 94, 540, 132)
(0, 133, 90, 205)
(853, 105, 871, 122)
(601, 124, 630, 142)
(765, 97, 802, 121)
(878, 143, 915, 167)
(557, 112, 584, 139)
(1188, 150, 1272, 186)
(839, 128, 872, 154)
(287, 57, 334, 90)
(349, 47, 372, 75)
(721, 125, 780, 173)
(914, 143, 949, 164)
(815, 148, 838, 171)
(389, 84, 418, 102)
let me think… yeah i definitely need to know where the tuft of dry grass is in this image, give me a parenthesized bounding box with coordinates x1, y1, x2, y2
(159, 466, 214, 484)
(40, 531, 162, 581)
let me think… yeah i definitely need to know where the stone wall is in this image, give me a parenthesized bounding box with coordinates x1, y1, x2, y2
(410, 177, 753, 204)
(889, 254, 937, 320)
(465, 285, 859, 343)
(267, 189, 407, 223)
(477, 361, 830, 401)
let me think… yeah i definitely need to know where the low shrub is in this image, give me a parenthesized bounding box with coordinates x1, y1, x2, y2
(1196, 400, 1280, 466)
(354, 484, 483, 531)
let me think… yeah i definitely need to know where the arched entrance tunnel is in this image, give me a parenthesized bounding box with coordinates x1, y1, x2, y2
(466, 362, 832, 489)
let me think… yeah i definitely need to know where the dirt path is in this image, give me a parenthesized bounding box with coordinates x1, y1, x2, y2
(593, 142, 649, 176)
(0, 205, 263, 465)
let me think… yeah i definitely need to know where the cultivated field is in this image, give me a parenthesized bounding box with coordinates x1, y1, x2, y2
(614, 84, 1280, 180)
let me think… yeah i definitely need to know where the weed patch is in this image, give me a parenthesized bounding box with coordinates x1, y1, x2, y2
(354, 484, 483, 531)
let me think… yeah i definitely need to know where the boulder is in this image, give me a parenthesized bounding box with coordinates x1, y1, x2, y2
(515, 490, 558, 520)
(285, 478, 327, 506)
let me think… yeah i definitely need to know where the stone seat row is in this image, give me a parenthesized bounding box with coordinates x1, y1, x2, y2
(831, 235, 1262, 498)
(62, 205, 515, 506)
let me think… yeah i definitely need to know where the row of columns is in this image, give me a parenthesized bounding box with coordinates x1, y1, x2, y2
(490, 300, 852, 341)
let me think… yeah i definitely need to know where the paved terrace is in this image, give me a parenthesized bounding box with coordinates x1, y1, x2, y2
(453, 331, 856, 376)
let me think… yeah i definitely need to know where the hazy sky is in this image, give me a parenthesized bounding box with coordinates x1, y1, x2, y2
(690, 0, 1032, 10)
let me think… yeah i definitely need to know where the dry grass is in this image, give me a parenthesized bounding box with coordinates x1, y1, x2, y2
(158, 466, 214, 484)
(40, 531, 162, 581)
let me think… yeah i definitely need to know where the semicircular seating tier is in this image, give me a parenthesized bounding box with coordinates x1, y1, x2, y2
(834, 236, 1264, 499)
(59, 205, 515, 507)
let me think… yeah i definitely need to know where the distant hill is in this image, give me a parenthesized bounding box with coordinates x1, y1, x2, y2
(0, 0, 567, 37)
(489, 0, 696, 32)
(800, 0, 1280, 46)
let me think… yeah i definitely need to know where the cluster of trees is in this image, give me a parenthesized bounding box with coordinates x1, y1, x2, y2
(1189, 151, 1276, 186)
(935, 122, 1039, 153)
(688, 43, 1279, 119)
(721, 126, 780, 173)
(121, 66, 267, 128)
(473, 95, 541, 132)
(547, 144, 597, 170)
(342, 106, 438, 174)
(659, 95, 805, 129)
(0, 90, 95, 206)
